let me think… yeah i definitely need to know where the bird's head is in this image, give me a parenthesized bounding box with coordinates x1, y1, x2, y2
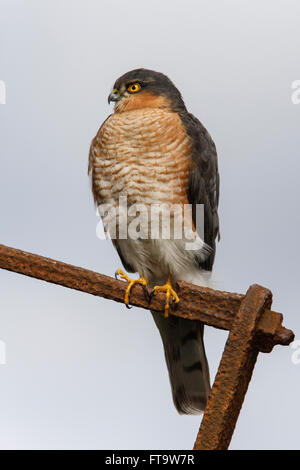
(108, 68, 186, 113)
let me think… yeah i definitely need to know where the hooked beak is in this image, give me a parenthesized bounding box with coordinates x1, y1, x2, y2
(108, 89, 120, 104)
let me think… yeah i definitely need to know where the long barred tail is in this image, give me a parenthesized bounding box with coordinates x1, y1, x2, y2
(152, 311, 211, 414)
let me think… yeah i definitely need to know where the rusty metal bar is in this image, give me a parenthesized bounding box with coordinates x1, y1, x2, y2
(0, 244, 294, 352)
(194, 284, 273, 450)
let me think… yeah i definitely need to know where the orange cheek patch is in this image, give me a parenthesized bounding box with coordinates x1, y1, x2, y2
(116, 91, 172, 112)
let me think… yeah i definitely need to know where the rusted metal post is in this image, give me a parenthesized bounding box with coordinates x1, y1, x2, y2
(194, 284, 273, 450)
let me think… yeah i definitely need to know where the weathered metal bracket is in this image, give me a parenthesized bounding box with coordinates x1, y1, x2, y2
(0, 244, 295, 449)
(194, 284, 272, 450)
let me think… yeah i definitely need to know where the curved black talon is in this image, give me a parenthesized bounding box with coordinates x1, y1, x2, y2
(125, 287, 133, 309)
(149, 289, 154, 303)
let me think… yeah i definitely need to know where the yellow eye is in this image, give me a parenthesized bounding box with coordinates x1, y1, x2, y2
(127, 83, 141, 93)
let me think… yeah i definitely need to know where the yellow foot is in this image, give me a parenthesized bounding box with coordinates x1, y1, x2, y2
(151, 275, 180, 318)
(115, 269, 149, 307)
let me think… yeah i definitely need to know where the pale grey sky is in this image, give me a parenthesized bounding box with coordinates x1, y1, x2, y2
(0, 0, 299, 449)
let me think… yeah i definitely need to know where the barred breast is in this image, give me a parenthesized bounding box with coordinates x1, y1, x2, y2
(90, 108, 192, 207)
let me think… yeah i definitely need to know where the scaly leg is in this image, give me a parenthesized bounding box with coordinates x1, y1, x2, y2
(151, 275, 180, 318)
(115, 269, 149, 307)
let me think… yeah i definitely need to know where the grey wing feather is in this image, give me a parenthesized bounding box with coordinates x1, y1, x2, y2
(180, 112, 220, 271)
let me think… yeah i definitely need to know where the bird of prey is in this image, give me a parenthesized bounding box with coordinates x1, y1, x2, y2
(88, 69, 220, 414)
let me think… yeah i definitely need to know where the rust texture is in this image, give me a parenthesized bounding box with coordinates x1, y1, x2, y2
(194, 284, 273, 450)
(0, 243, 295, 450)
(0, 244, 294, 353)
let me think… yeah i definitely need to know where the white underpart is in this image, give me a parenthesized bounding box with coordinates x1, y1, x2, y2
(117, 236, 212, 288)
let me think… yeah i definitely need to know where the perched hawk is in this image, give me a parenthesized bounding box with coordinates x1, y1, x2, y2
(89, 69, 220, 414)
